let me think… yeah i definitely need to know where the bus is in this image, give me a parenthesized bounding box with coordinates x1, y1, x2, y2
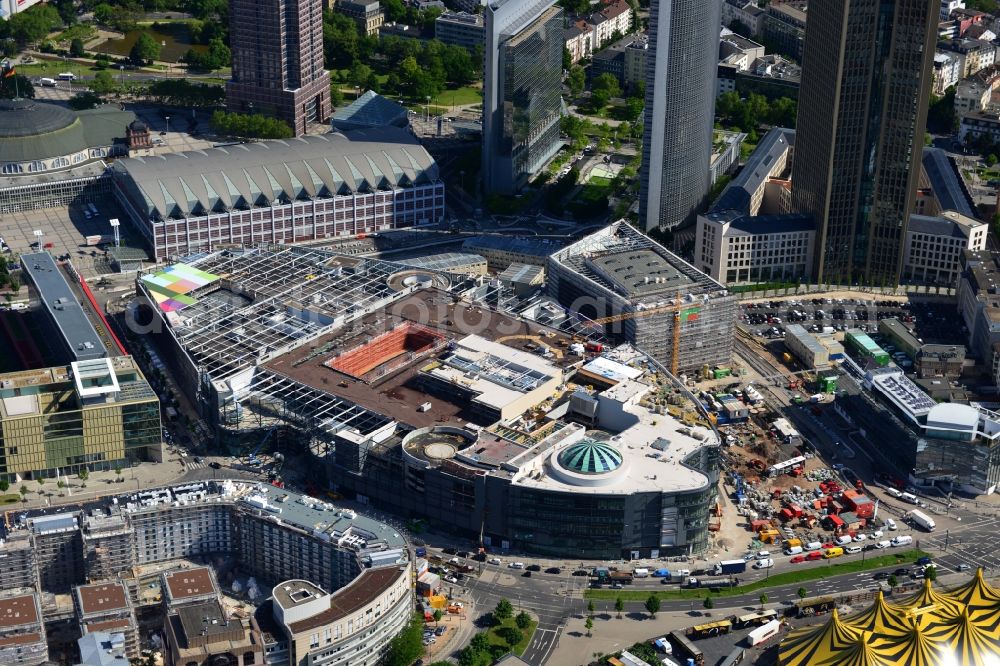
(747, 619, 782, 646)
(791, 595, 837, 617)
(685, 620, 732, 639)
(729, 609, 778, 629)
(668, 630, 704, 666)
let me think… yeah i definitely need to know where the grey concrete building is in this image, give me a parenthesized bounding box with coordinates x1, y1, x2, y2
(482, 0, 563, 194)
(435, 11, 484, 52)
(792, 0, 938, 285)
(639, 0, 720, 230)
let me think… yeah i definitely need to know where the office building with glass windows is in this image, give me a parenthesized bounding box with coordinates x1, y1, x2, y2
(639, 0, 720, 230)
(792, 0, 938, 285)
(0, 356, 162, 481)
(482, 0, 563, 195)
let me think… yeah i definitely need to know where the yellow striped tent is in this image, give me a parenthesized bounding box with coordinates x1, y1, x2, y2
(779, 569, 1000, 666)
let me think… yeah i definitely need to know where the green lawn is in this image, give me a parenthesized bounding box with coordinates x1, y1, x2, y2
(17, 61, 96, 77)
(54, 24, 98, 44)
(0, 494, 20, 505)
(486, 616, 537, 656)
(585, 550, 929, 601)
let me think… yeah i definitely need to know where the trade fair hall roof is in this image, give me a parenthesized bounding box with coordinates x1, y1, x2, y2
(778, 571, 1000, 666)
(112, 127, 439, 220)
(0, 99, 133, 163)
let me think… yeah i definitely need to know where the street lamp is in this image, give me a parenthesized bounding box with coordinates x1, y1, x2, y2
(426, 96, 430, 123)
(119, 65, 125, 88)
(165, 115, 171, 134)
(109, 218, 120, 248)
(161, 42, 167, 79)
(33, 229, 43, 250)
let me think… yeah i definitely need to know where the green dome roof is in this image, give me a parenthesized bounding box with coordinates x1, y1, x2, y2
(558, 440, 623, 474)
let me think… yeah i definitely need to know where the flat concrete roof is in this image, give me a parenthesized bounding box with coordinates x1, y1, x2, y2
(20, 252, 105, 362)
(163, 567, 216, 603)
(77, 582, 130, 616)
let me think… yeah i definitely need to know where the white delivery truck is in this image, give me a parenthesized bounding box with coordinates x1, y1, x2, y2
(891, 535, 913, 547)
(910, 509, 936, 531)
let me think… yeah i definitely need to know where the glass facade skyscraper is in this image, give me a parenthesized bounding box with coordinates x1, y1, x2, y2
(483, 0, 563, 195)
(792, 0, 938, 285)
(639, 0, 720, 230)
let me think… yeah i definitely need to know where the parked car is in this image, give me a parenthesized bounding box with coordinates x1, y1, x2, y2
(572, 569, 589, 576)
(526, 564, 541, 572)
(753, 558, 774, 569)
(790, 555, 805, 564)
(545, 567, 562, 574)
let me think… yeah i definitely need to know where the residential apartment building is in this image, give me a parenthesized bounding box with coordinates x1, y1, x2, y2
(332, 0, 384, 36)
(960, 109, 1000, 142)
(761, 1, 807, 61)
(0, 357, 162, 481)
(586, 0, 632, 47)
(958, 249, 1000, 366)
(0, 533, 35, 592)
(955, 77, 993, 115)
(564, 21, 593, 64)
(792, 0, 938, 285)
(28, 513, 85, 592)
(163, 598, 263, 666)
(934, 51, 964, 94)
(639, 0, 720, 229)
(717, 53, 801, 100)
(226, 0, 331, 135)
(697, 212, 815, 285)
(942, 0, 966, 19)
(482, 0, 563, 194)
(74, 581, 139, 660)
(719, 30, 765, 72)
(721, 0, 765, 35)
(590, 33, 646, 90)
(903, 211, 987, 285)
(623, 34, 647, 87)
(272, 568, 412, 666)
(0, 593, 47, 666)
(939, 37, 997, 77)
(435, 11, 484, 52)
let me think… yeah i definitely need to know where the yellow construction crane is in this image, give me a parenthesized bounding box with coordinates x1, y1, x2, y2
(586, 296, 700, 376)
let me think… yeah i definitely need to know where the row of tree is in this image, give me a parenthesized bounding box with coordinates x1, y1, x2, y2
(210, 110, 293, 140)
(715, 91, 798, 134)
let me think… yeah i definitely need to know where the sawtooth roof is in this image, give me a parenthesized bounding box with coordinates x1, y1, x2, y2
(112, 127, 439, 220)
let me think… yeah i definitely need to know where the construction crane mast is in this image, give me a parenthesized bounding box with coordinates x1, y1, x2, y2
(585, 295, 692, 376)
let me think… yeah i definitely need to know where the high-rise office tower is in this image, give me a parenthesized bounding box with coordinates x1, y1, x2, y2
(638, 0, 720, 231)
(482, 0, 563, 195)
(226, 0, 331, 136)
(792, 0, 937, 285)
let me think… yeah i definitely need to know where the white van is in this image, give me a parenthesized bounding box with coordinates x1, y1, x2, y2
(39, 77, 57, 87)
(58, 72, 76, 81)
(875, 540, 892, 549)
(835, 535, 853, 546)
(891, 535, 913, 547)
(756, 550, 771, 560)
(805, 541, 823, 551)
(633, 568, 649, 578)
(886, 488, 902, 498)
(508, 562, 524, 569)
(885, 518, 897, 531)
(784, 546, 803, 556)
(845, 545, 862, 554)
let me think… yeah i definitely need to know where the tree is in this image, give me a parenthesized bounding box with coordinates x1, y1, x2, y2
(77, 468, 89, 487)
(587, 600, 595, 616)
(383, 613, 425, 666)
(36, 477, 45, 493)
(563, 46, 572, 71)
(614, 597, 624, 618)
(759, 593, 768, 609)
(0, 479, 9, 493)
(7, 4, 61, 46)
(114, 465, 123, 482)
(797, 587, 808, 599)
(644, 595, 660, 618)
(432, 609, 443, 625)
(57, 480, 66, 494)
(499, 626, 523, 647)
(69, 37, 86, 57)
(0, 74, 35, 100)
(494, 598, 514, 623)
(567, 65, 585, 98)
(89, 70, 117, 95)
(19, 485, 28, 502)
(210, 110, 294, 140)
(888, 574, 898, 588)
(469, 633, 490, 653)
(584, 616, 593, 636)
(330, 84, 345, 108)
(925, 566, 938, 583)
(703, 595, 714, 610)
(130, 32, 162, 65)
(515, 611, 531, 630)
(69, 91, 104, 110)
(591, 72, 621, 100)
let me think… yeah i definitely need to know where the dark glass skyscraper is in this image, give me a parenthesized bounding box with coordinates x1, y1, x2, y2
(638, 0, 720, 231)
(226, 0, 331, 136)
(792, 0, 937, 285)
(482, 0, 563, 195)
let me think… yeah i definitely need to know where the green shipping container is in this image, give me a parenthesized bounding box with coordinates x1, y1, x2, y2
(821, 376, 837, 393)
(713, 367, 732, 379)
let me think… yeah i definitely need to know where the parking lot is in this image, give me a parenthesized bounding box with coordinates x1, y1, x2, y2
(740, 296, 964, 348)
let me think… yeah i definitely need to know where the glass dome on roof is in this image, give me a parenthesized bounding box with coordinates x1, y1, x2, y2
(558, 440, 623, 474)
